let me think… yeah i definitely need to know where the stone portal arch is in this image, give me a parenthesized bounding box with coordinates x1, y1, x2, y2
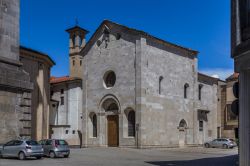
(99, 95, 120, 147)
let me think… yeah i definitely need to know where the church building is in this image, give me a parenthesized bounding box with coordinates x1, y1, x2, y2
(65, 20, 221, 148)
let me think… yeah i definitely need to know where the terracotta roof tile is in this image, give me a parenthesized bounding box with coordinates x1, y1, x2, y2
(50, 76, 81, 84)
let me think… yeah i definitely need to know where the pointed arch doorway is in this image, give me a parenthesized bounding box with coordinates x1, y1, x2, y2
(101, 97, 120, 147)
(179, 119, 188, 147)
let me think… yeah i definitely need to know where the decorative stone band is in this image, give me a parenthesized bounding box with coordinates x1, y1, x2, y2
(0, 56, 22, 67)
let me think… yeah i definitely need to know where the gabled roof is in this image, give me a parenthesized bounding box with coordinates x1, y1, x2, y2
(50, 76, 81, 84)
(66, 25, 89, 34)
(80, 20, 198, 57)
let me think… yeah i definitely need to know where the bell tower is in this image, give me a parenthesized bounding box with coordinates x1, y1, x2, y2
(66, 25, 89, 78)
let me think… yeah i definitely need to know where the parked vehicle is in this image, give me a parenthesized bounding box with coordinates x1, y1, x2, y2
(204, 138, 237, 149)
(0, 139, 44, 160)
(39, 139, 70, 158)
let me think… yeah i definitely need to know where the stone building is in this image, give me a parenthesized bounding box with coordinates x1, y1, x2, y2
(218, 73, 238, 139)
(76, 20, 221, 148)
(0, 0, 33, 144)
(50, 76, 82, 146)
(197, 73, 223, 144)
(231, 0, 250, 164)
(19, 46, 55, 141)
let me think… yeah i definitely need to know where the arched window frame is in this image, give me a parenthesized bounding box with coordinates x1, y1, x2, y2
(184, 83, 189, 99)
(128, 111, 135, 137)
(159, 76, 164, 95)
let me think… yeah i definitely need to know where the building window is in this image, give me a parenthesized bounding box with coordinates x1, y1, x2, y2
(92, 114, 97, 137)
(65, 130, 69, 134)
(103, 71, 116, 88)
(61, 89, 64, 94)
(80, 60, 82, 66)
(51, 90, 54, 96)
(72, 34, 76, 46)
(72, 130, 75, 134)
(159, 76, 163, 95)
(60, 97, 64, 105)
(198, 110, 209, 122)
(198, 84, 203, 100)
(128, 111, 135, 137)
(199, 121, 203, 131)
(73, 60, 75, 66)
(226, 104, 237, 121)
(184, 83, 189, 98)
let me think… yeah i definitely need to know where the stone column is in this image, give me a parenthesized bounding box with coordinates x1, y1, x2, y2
(239, 70, 250, 166)
(135, 37, 147, 148)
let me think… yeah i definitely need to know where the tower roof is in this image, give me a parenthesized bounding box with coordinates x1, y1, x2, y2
(66, 25, 89, 34)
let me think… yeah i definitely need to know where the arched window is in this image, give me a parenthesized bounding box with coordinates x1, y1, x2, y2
(92, 114, 97, 137)
(72, 34, 76, 47)
(179, 119, 187, 128)
(198, 84, 203, 100)
(80, 60, 82, 66)
(184, 83, 189, 99)
(79, 36, 82, 46)
(128, 111, 135, 137)
(73, 60, 75, 66)
(159, 76, 163, 94)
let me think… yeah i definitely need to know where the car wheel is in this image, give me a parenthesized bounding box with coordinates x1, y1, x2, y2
(205, 143, 210, 148)
(18, 152, 26, 160)
(223, 144, 228, 149)
(36, 156, 42, 159)
(49, 151, 56, 158)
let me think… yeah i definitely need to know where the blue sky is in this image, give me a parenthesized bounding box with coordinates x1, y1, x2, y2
(20, 0, 233, 80)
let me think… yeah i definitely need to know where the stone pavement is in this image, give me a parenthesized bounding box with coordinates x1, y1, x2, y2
(0, 147, 238, 166)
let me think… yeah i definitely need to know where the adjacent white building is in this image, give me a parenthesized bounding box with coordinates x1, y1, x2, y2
(50, 76, 82, 146)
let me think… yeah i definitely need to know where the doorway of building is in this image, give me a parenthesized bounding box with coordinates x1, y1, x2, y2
(179, 119, 187, 147)
(107, 115, 119, 147)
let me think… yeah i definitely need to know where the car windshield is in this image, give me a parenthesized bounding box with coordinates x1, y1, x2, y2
(229, 139, 234, 142)
(26, 140, 39, 145)
(55, 140, 68, 145)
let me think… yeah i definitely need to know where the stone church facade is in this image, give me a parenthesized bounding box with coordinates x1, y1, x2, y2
(76, 20, 220, 148)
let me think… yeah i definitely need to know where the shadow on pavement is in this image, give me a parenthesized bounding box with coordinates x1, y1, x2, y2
(146, 154, 238, 166)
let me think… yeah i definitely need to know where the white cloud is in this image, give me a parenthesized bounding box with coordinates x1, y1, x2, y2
(199, 68, 234, 80)
(211, 74, 219, 78)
